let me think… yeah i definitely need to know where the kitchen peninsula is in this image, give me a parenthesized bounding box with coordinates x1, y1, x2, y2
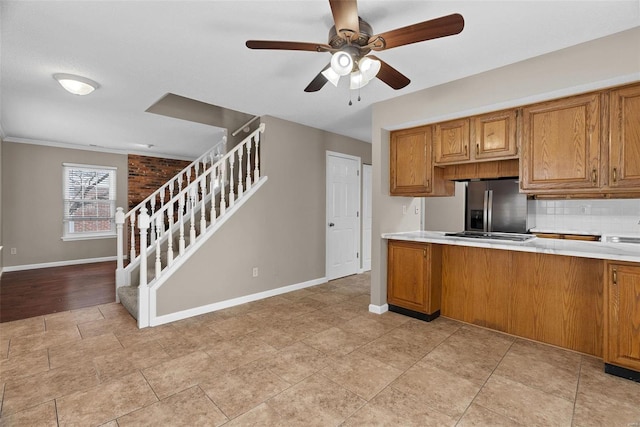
(382, 231, 640, 382)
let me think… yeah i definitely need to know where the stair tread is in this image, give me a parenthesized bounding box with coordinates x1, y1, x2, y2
(117, 286, 138, 320)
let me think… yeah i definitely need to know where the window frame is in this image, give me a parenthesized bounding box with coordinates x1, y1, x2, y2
(62, 163, 117, 241)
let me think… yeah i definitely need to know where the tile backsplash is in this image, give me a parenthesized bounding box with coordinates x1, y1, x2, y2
(530, 199, 640, 235)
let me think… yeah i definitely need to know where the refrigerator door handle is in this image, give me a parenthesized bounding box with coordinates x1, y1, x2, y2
(487, 190, 494, 232)
(483, 190, 489, 232)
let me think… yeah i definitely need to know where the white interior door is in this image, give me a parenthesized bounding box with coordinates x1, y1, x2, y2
(362, 164, 372, 271)
(326, 152, 360, 281)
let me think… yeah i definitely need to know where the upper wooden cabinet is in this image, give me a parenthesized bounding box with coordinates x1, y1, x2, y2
(390, 126, 432, 195)
(434, 110, 518, 166)
(391, 81, 640, 197)
(472, 109, 518, 161)
(434, 118, 470, 164)
(609, 84, 640, 189)
(604, 261, 640, 374)
(520, 93, 601, 192)
(390, 126, 454, 197)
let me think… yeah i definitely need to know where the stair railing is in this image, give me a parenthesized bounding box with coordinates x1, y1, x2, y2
(115, 123, 264, 291)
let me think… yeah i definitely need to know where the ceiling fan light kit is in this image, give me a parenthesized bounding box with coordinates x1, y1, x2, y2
(350, 71, 366, 90)
(330, 50, 354, 76)
(321, 67, 342, 87)
(246, 0, 464, 94)
(53, 73, 99, 95)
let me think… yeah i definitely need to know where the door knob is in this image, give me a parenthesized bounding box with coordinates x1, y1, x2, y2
(329, 223, 335, 227)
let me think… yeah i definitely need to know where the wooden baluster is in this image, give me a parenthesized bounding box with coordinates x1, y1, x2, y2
(210, 165, 217, 225)
(194, 161, 200, 180)
(138, 208, 149, 288)
(130, 211, 137, 260)
(186, 169, 192, 212)
(220, 161, 226, 215)
(178, 174, 183, 194)
(254, 132, 260, 184)
(179, 193, 185, 255)
(200, 178, 207, 233)
(149, 198, 156, 244)
(167, 204, 174, 265)
(169, 180, 175, 201)
(237, 145, 244, 198)
(189, 186, 196, 244)
(246, 141, 252, 191)
(229, 154, 235, 206)
(155, 215, 162, 278)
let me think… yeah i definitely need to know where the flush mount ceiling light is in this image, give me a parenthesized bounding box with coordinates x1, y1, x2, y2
(53, 73, 99, 95)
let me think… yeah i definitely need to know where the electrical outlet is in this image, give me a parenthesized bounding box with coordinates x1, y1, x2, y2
(10, 248, 17, 255)
(402, 205, 407, 215)
(252, 267, 258, 277)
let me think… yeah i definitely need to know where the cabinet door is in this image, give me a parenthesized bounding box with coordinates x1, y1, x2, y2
(609, 84, 640, 189)
(390, 127, 432, 195)
(434, 118, 470, 164)
(605, 262, 640, 372)
(387, 241, 428, 313)
(472, 109, 518, 161)
(520, 93, 601, 191)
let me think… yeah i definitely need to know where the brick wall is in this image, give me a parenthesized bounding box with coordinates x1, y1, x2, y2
(128, 155, 191, 210)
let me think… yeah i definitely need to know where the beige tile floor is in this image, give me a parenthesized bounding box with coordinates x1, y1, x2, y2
(1, 272, 639, 426)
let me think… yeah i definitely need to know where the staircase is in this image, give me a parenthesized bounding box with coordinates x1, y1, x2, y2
(115, 124, 266, 328)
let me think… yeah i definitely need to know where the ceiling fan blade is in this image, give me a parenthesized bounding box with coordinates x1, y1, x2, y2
(329, 0, 360, 39)
(246, 40, 332, 52)
(369, 55, 410, 90)
(368, 13, 464, 51)
(304, 64, 331, 92)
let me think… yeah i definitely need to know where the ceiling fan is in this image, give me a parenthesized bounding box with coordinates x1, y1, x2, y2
(246, 0, 464, 93)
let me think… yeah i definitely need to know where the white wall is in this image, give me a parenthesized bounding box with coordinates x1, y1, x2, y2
(371, 27, 640, 308)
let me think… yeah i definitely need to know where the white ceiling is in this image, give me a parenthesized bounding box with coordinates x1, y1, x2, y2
(1, 1, 639, 159)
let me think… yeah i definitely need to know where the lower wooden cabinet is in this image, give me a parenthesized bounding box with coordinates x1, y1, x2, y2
(604, 261, 640, 380)
(441, 245, 604, 356)
(387, 240, 442, 321)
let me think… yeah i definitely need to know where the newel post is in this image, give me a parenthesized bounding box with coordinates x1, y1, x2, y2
(115, 208, 125, 288)
(138, 208, 150, 328)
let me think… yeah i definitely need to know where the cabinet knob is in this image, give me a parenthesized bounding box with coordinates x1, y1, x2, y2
(612, 167, 618, 183)
(328, 223, 335, 227)
(613, 268, 617, 285)
(592, 169, 597, 184)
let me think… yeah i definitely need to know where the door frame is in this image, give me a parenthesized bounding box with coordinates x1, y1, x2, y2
(326, 151, 361, 281)
(362, 163, 372, 272)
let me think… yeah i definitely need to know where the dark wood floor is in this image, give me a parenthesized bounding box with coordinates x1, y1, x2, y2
(0, 261, 116, 323)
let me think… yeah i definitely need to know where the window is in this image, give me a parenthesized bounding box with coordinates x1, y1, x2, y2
(63, 163, 116, 240)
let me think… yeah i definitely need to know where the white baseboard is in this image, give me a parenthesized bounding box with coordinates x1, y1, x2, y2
(149, 276, 328, 327)
(369, 303, 389, 315)
(2, 256, 118, 272)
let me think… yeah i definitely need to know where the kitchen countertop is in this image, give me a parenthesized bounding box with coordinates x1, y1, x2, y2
(382, 230, 640, 263)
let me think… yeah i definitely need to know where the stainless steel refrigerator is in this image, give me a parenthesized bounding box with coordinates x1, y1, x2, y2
(465, 179, 531, 233)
